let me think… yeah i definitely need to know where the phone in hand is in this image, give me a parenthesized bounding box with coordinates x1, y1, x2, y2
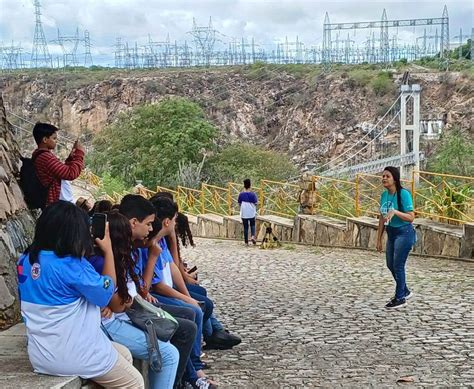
(187, 265, 198, 274)
(91, 213, 107, 240)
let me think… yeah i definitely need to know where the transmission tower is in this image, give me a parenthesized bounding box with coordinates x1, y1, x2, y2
(189, 17, 218, 66)
(114, 37, 124, 68)
(51, 28, 81, 67)
(84, 30, 93, 66)
(380, 9, 390, 64)
(31, 0, 52, 68)
(440, 5, 449, 58)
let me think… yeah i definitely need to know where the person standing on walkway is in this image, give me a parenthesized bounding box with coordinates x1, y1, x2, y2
(32, 122, 85, 207)
(238, 179, 258, 246)
(376, 166, 416, 309)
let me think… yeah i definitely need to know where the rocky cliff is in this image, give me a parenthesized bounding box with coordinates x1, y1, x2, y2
(1, 67, 472, 168)
(0, 96, 36, 329)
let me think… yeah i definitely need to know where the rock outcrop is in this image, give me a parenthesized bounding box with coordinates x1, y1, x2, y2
(0, 96, 35, 329)
(1, 68, 472, 169)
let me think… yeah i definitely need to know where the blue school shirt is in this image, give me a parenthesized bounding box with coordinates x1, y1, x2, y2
(238, 191, 258, 218)
(380, 188, 414, 228)
(141, 238, 174, 286)
(17, 251, 117, 378)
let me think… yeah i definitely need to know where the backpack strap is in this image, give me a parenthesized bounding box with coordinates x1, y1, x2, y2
(144, 319, 162, 373)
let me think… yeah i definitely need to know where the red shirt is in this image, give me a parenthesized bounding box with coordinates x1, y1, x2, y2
(32, 148, 85, 205)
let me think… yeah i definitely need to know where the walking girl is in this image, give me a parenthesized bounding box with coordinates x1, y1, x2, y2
(376, 166, 416, 309)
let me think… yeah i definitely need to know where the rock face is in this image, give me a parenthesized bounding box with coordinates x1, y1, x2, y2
(0, 96, 36, 329)
(1, 69, 472, 169)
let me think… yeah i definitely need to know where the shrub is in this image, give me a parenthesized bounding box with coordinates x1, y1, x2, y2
(204, 143, 298, 186)
(370, 72, 394, 96)
(347, 69, 374, 87)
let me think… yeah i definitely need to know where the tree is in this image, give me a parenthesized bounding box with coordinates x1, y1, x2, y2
(426, 127, 474, 177)
(204, 143, 298, 186)
(88, 98, 218, 187)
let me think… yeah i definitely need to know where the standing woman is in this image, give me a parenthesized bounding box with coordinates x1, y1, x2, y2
(376, 166, 416, 309)
(238, 178, 258, 245)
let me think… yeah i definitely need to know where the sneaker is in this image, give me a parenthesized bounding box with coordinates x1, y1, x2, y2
(204, 329, 242, 350)
(251, 236, 257, 245)
(387, 291, 414, 302)
(385, 298, 407, 309)
(193, 377, 218, 389)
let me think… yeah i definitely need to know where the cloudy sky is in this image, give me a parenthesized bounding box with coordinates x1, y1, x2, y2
(0, 0, 472, 65)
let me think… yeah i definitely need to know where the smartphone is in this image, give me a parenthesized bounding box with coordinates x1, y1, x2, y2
(187, 265, 198, 274)
(91, 213, 107, 240)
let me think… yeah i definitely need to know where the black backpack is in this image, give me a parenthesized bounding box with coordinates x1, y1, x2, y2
(19, 150, 49, 210)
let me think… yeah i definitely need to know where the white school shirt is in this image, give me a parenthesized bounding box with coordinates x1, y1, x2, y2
(17, 251, 117, 379)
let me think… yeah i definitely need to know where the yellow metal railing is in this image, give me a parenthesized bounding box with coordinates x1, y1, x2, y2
(355, 173, 412, 218)
(228, 182, 261, 215)
(202, 183, 230, 216)
(176, 186, 202, 216)
(85, 169, 474, 225)
(135, 185, 156, 199)
(156, 186, 177, 199)
(312, 176, 356, 219)
(413, 170, 474, 225)
(259, 180, 300, 218)
(80, 169, 102, 187)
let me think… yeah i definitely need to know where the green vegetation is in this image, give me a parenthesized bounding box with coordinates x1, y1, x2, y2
(426, 127, 474, 177)
(347, 68, 374, 87)
(370, 72, 395, 96)
(203, 143, 298, 186)
(96, 172, 131, 197)
(88, 98, 218, 187)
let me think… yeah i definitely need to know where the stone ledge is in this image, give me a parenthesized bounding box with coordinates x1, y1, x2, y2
(297, 214, 347, 230)
(347, 216, 379, 228)
(198, 213, 225, 225)
(224, 215, 242, 223)
(0, 324, 82, 389)
(414, 218, 463, 238)
(257, 214, 294, 228)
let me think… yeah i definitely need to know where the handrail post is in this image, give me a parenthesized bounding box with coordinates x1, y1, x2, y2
(227, 183, 232, 216)
(355, 174, 360, 217)
(201, 185, 205, 215)
(411, 170, 416, 215)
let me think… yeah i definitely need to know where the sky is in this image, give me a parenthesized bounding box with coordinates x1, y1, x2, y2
(0, 0, 472, 65)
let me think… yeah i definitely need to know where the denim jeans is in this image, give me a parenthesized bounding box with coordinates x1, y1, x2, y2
(159, 304, 197, 385)
(386, 224, 416, 300)
(153, 294, 204, 372)
(103, 319, 179, 389)
(242, 217, 256, 244)
(186, 283, 224, 339)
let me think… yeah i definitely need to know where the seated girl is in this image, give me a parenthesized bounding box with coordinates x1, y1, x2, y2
(88, 210, 179, 389)
(17, 201, 144, 388)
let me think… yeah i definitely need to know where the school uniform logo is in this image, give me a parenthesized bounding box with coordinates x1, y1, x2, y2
(31, 263, 41, 280)
(103, 279, 111, 289)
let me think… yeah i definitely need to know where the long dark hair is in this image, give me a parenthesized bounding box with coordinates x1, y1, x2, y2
(107, 211, 141, 304)
(28, 201, 92, 265)
(383, 166, 404, 212)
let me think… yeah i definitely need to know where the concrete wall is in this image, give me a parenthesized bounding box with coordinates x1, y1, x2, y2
(0, 97, 36, 329)
(187, 211, 473, 260)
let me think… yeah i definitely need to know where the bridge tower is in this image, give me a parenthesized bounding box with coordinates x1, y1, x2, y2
(400, 84, 421, 181)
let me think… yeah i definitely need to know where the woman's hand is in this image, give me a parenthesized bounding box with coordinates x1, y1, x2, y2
(145, 293, 158, 304)
(101, 306, 113, 319)
(376, 239, 383, 253)
(95, 222, 113, 254)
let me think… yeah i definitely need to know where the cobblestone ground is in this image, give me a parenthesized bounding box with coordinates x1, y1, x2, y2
(182, 238, 474, 388)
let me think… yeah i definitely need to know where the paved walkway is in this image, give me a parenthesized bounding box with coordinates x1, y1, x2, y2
(183, 239, 474, 388)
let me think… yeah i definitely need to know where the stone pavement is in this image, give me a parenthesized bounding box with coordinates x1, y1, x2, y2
(183, 238, 474, 388)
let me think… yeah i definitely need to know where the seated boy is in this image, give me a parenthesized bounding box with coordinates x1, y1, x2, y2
(119, 194, 216, 389)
